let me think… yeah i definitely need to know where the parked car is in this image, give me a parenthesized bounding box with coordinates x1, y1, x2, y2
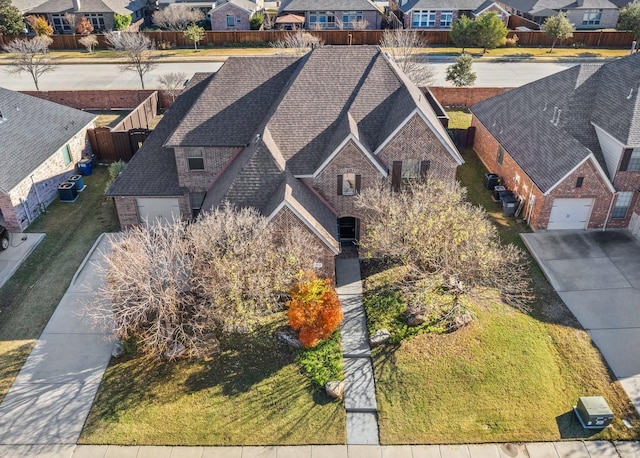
(0, 225, 9, 251)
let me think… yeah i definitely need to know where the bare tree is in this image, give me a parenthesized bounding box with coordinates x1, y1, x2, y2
(356, 180, 533, 313)
(272, 30, 323, 55)
(380, 29, 434, 87)
(152, 4, 205, 31)
(91, 205, 321, 360)
(352, 19, 369, 30)
(2, 36, 56, 90)
(62, 12, 78, 31)
(158, 71, 187, 101)
(104, 31, 157, 89)
(78, 34, 98, 53)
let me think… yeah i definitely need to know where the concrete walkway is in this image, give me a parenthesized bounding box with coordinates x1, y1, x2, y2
(2, 440, 640, 457)
(521, 230, 640, 413)
(0, 233, 114, 446)
(336, 258, 379, 445)
(0, 232, 45, 290)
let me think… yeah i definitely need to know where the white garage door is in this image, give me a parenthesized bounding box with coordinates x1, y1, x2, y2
(136, 198, 181, 226)
(548, 198, 594, 230)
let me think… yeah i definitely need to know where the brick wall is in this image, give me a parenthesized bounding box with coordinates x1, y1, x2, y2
(175, 147, 241, 191)
(306, 140, 381, 220)
(377, 113, 459, 182)
(429, 87, 511, 108)
(472, 116, 620, 230)
(271, 206, 336, 279)
(210, 3, 252, 31)
(565, 9, 619, 30)
(1, 124, 93, 231)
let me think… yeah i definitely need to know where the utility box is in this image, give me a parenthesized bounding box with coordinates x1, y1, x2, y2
(484, 173, 501, 191)
(58, 182, 78, 202)
(574, 396, 613, 429)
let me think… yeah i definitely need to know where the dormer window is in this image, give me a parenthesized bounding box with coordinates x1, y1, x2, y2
(188, 151, 205, 171)
(338, 173, 361, 196)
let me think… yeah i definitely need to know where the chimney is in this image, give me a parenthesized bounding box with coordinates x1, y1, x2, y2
(72, 0, 80, 11)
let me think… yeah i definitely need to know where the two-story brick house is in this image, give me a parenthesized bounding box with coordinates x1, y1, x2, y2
(107, 47, 463, 275)
(470, 52, 640, 236)
(395, 0, 509, 30)
(278, 0, 383, 29)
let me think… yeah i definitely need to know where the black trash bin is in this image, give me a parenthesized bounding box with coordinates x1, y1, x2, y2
(493, 185, 506, 201)
(484, 173, 501, 191)
(503, 197, 518, 217)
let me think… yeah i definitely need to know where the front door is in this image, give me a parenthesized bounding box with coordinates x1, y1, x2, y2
(338, 217, 358, 244)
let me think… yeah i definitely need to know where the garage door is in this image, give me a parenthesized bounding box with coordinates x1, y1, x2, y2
(548, 198, 594, 230)
(136, 198, 181, 226)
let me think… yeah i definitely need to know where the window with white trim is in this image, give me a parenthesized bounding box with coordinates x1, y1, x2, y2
(85, 13, 105, 30)
(342, 173, 356, 195)
(612, 192, 633, 219)
(412, 10, 436, 27)
(190, 192, 206, 218)
(582, 9, 602, 25)
(309, 11, 336, 29)
(440, 10, 453, 27)
(51, 14, 72, 34)
(342, 11, 363, 28)
(628, 148, 640, 171)
(226, 14, 235, 28)
(188, 151, 205, 171)
(401, 159, 421, 180)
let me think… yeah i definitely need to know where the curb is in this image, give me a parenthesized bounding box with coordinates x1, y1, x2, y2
(71, 232, 106, 287)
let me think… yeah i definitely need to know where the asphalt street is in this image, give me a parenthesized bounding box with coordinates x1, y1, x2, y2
(0, 60, 579, 90)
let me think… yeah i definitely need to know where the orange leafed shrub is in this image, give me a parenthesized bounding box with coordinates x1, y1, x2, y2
(287, 271, 343, 348)
(26, 15, 53, 36)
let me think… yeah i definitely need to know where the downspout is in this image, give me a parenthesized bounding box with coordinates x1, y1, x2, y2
(525, 189, 534, 226)
(603, 191, 617, 232)
(30, 175, 45, 214)
(21, 198, 32, 225)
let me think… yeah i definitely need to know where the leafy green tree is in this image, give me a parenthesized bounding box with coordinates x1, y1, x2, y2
(543, 13, 575, 52)
(449, 15, 477, 52)
(618, 1, 640, 44)
(184, 23, 205, 50)
(0, 0, 25, 35)
(113, 13, 131, 30)
(474, 12, 507, 53)
(446, 53, 477, 87)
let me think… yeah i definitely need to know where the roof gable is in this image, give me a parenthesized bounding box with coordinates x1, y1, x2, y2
(0, 87, 96, 193)
(280, 0, 380, 12)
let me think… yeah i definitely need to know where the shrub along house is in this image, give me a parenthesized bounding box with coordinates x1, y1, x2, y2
(106, 46, 463, 275)
(0, 87, 96, 231)
(471, 52, 640, 235)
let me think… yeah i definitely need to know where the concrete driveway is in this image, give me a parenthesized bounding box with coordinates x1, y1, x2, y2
(521, 230, 640, 412)
(0, 232, 45, 290)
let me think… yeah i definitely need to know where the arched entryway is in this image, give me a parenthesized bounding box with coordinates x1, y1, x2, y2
(338, 216, 359, 247)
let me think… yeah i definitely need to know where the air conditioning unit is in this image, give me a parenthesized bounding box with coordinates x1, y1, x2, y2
(574, 396, 613, 429)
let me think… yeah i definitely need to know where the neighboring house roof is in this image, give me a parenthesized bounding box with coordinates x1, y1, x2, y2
(471, 53, 640, 194)
(210, 0, 259, 14)
(280, 0, 380, 12)
(27, 0, 145, 15)
(401, 0, 488, 13)
(0, 87, 95, 194)
(10, 0, 45, 14)
(275, 13, 305, 23)
(473, 0, 510, 15)
(110, 47, 462, 252)
(106, 73, 214, 197)
(497, 0, 618, 16)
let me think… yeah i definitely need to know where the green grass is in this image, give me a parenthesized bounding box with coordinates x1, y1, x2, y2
(0, 166, 119, 402)
(364, 150, 640, 444)
(446, 109, 473, 130)
(80, 314, 346, 445)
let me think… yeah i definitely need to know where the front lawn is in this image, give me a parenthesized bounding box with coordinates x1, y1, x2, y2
(0, 166, 119, 402)
(80, 315, 346, 445)
(364, 150, 640, 444)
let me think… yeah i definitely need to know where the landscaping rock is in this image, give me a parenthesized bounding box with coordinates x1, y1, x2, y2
(369, 329, 391, 347)
(448, 311, 473, 332)
(164, 341, 186, 360)
(111, 341, 124, 358)
(406, 305, 427, 326)
(275, 326, 302, 348)
(325, 380, 345, 399)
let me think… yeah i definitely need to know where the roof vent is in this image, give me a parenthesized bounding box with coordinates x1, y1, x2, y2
(627, 88, 634, 100)
(551, 106, 558, 124)
(254, 133, 261, 144)
(542, 101, 548, 111)
(0, 109, 4, 124)
(554, 109, 562, 127)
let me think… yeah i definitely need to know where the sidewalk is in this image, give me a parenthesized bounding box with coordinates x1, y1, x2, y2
(3, 441, 640, 457)
(0, 233, 114, 446)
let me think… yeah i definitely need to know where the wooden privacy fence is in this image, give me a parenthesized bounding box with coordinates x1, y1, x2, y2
(87, 91, 158, 162)
(0, 29, 635, 49)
